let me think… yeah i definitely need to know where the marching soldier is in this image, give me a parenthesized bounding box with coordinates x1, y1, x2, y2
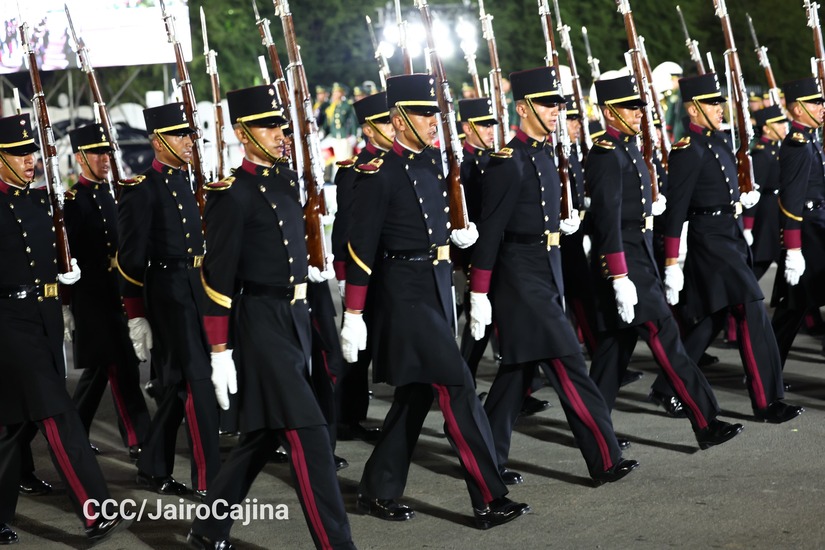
(585, 75, 744, 449)
(64, 123, 150, 460)
(771, 77, 825, 367)
(117, 102, 221, 497)
(0, 113, 129, 544)
(340, 73, 530, 529)
(188, 84, 354, 550)
(331, 91, 392, 442)
(468, 67, 637, 485)
(650, 74, 802, 424)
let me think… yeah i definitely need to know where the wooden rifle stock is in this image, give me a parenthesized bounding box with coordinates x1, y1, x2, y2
(638, 36, 670, 170)
(253, 0, 292, 122)
(478, 0, 508, 149)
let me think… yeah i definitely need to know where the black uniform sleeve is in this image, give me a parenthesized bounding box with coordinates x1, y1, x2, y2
(586, 148, 625, 261)
(346, 170, 391, 289)
(202, 189, 244, 318)
(116, 183, 152, 303)
(778, 139, 812, 236)
(663, 145, 703, 246)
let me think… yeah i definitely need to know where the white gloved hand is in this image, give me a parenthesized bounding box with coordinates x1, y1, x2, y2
(62, 305, 74, 343)
(340, 311, 367, 363)
(612, 276, 638, 324)
(740, 190, 761, 209)
(308, 254, 335, 283)
(321, 213, 335, 226)
(582, 196, 592, 210)
(338, 280, 346, 299)
(743, 228, 754, 247)
(450, 222, 479, 249)
(469, 292, 492, 341)
(651, 194, 667, 216)
(582, 234, 592, 258)
(784, 249, 805, 286)
(210, 349, 238, 411)
(127, 317, 153, 362)
(559, 209, 581, 235)
(663, 264, 684, 306)
(57, 258, 81, 285)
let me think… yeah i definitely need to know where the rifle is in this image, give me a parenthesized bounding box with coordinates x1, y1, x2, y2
(537, 0, 574, 219)
(200, 7, 227, 181)
(676, 5, 706, 75)
(395, 0, 413, 74)
(273, 0, 328, 269)
(746, 13, 780, 106)
(581, 26, 601, 81)
(638, 35, 671, 168)
(478, 0, 509, 149)
(615, 0, 660, 201)
(366, 15, 391, 90)
(159, 0, 207, 213)
(253, 0, 292, 125)
(459, 23, 483, 98)
(65, 4, 129, 188)
(804, 0, 825, 95)
(19, 20, 72, 273)
(415, 0, 468, 229)
(552, 0, 591, 161)
(713, 0, 755, 195)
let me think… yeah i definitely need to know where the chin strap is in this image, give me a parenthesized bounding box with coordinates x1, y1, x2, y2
(0, 153, 32, 187)
(798, 102, 823, 129)
(239, 121, 285, 164)
(526, 98, 552, 136)
(467, 120, 492, 151)
(397, 105, 429, 150)
(692, 99, 718, 131)
(79, 151, 105, 182)
(156, 134, 189, 167)
(367, 120, 392, 148)
(606, 105, 639, 136)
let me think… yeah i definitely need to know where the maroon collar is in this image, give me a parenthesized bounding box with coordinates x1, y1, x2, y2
(791, 120, 812, 132)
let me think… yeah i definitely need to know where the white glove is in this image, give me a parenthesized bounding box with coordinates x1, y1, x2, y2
(559, 209, 581, 235)
(340, 311, 367, 363)
(740, 190, 761, 209)
(612, 277, 638, 324)
(62, 305, 74, 343)
(338, 280, 346, 299)
(469, 292, 492, 341)
(582, 234, 592, 258)
(663, 264, 684, 306)
(582, 196, 592, 210)
(210, 349, 238, 411)
(784, 249, 805, 286)
(743, 228, 754, 247)
(450, 222, 479, 249)
(57, 258, 81, 285)
(651, 194, 667, 216)
(308, 255, 335, 283)
(321, 213, 335, 226)
(127, 317, 153, 362)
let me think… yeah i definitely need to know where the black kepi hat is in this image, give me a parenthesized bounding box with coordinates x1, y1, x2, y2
(783, 77, 825, 104)
(753, 104, 787, 127)
(0, 114, 39, 155)
(143, 102, 195, 136)
(594, 75, 646, 108)
(387, 74, 440, 115)
(353, 92, 390, 125)
(510, 66, 564, 106)
(458, 98, 497, 126)
(679, 73, 726, 104)
(564, 97, 581, 118)
(69, 123, 112, 154)
(227, 84, 286, 127)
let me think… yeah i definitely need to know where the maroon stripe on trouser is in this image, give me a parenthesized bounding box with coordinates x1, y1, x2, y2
(570, 298, 597, 352)
(184, 383, 208, 491)
(107, 363, 139, 446)
(312, 318, 337, 385)
(42, 417, 95, 527)
(285, 429, 333, 550)
(734, 304, 768, 410)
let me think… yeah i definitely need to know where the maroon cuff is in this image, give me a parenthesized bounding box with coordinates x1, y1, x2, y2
(203, 315, 229, 346)
(333, 260, 346, 281)
(470, 267, 493, 293)
(344, 283, 368, 311)
(784, 229, 802, 249)
(664, 236, 681, 260)
(123, 297, 145, 319)
(604, 252, 628, 277)
(743, 216, 755, 230)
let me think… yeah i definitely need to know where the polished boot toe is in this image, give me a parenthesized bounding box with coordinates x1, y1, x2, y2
(620, 370, 644, 387)
(128, 446, 141, 461)
(698, 352, 719, 367)
(136, 471, 189, 495)
(499, 468, 523, 485)
(473, 497, 531, 530)
(19, 474, 52, 496)
(696, 419, 744, 450)
(90, 443, 101, 455)
(270, 448, 289, 463)
(520, 395, 551, 417)
(0, 524, 18, 545)
(187, 530, 235, 549)
(356, 495, 415, 521)
(592, 458, 639, 486)
(617, 438, 631, 450)
(334, 455, 349, 471)
(648, 390, 687, 418)
(86, 514, 132, 543)
(754, 401, 804, 424)
(337, 422, 381, 442)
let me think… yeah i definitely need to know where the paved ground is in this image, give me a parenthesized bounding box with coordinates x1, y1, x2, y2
(12, 266, 825, 549)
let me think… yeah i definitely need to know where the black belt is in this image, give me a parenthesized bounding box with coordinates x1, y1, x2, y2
(503, 231, 560, 248)
(620, 216, 654, 232)
(384, 244, 451, 262)
(240, 281, 307, 301)
(149, 255, 204, 269)
(804, 199, 825, 211)
(0, 283, 59, 300)
(688, 204, 739, 216)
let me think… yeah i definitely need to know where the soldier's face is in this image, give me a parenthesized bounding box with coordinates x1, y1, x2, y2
(76, 151, 110, 181)
(613, 106, 643, 135)
(0, 152, 35, 186)
(519, 102, 559, 137)
(697, 102, 724, 129)
(396, 111, 438, 148)
(237, 125, 286, 163)
(767, 121, 789, 141)
(463, 122, 494, 150)
(154, 133, 193, 167)
(799, 101, 824, 127)
(566, 118, 581, 139)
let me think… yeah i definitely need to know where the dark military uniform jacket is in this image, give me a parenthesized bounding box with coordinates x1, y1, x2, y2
(64, 175, 137, 370)
(117, 159, 209, 385)
(774, 122, 825, 307)
(201, 159, 323, 432)
(585, 127, 668, 331)
(0, 181, 73, 424)
(745, 136, 782, 264)
(345, 140, 464, 386)
(470, 129, 580, 364)
(561, 141, 592, 299)
(458, 140, 492, 271)
(663, 123, 762, 323)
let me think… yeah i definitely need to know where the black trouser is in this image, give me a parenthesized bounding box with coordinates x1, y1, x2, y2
(651, 304, 784, 411)
(73, 362, 150, 448)
(460, 321, 494, 383)
(136, 378, 220, 492)
(0, 413, 110, 528)
(359, 367, 506, 509)
(336, 349, 371, 426)
(191, 426, 355, 550)
(486, 354, 621, 477)
(311, 327, 338, 447)
(772, 302, 820, 368)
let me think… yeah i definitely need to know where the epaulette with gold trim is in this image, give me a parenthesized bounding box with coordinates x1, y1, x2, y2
(205, 176, 235, 191)
(118, 175, 146, 187)
(593, 138, 615, 151)
(354, 157, 383, 174)
(754, 143, 766, 150)
(671, 137, 691, 150)
(790, 132, 809, 145)
(64, 187, 78, 201)
(336, 155, 358, 168)
(490, 147, 513, 159)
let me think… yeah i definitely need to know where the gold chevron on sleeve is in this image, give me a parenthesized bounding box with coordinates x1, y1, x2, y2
(778, 199, 803, 222)
(347, 242, 372, 276)
(115, 252, 143, 288)
(201, 270, 232, 309)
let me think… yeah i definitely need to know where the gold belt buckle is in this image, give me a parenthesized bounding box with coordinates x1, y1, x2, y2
(291, 282, 307, 304)
(193, 255, 204, 268)
(43, 283, 58, 298)
(545, 232, 560, 249)
(108, 256, 117, 271)
(436, 245, 450, 261)
(644, 216, 653, 231)
(579, 210, 586, 221)
(734, 202, 743, 218)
